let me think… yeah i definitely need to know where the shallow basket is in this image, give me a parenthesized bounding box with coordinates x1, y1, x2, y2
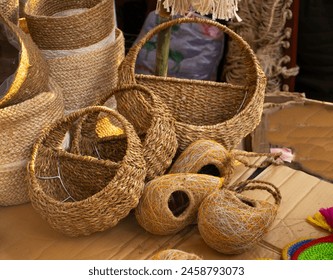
(28, 106, 146, 236)
(24, 0, 114, 50)
(0, 79, 64, 206)
(0, 13, 49, 108)
(71, 84, 178, 181)
(116, 17, 266, 152)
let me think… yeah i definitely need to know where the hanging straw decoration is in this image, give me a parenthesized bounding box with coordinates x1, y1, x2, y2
(198, 180, 281, 254)
(135, 173, 224, 235)
(157, 0, 241, 21)
(151, 249, 202, 260)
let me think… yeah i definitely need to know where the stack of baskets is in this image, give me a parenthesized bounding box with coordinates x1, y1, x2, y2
(24, 0, 124, 113)
(0, 14, 64, 206)
(23, 13, 270, 240)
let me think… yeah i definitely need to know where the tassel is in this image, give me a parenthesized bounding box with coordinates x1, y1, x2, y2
(192, 0, 242, 21)
(319, 207, 333, 229)
(157, 0, 241, 20)
(307, 211, 333, 233)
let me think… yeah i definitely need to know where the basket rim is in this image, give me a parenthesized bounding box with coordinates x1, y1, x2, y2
(24, 0, 108, 19)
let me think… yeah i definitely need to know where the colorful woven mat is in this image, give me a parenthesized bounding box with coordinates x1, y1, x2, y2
(281, 238, 314, 260)
(291, 235, 333, 260)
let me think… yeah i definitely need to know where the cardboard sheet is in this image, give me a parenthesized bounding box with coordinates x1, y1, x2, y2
(251, 92, 333, 182)
(1, 155, 332, 260)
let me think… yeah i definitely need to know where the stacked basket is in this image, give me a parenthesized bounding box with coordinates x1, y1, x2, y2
(0, 14, 64, 206)
(24, 0, 124, 113)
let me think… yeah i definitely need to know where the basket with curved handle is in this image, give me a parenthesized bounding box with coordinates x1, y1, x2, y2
(28, 106, 146, 237)
(71, 84, 178, 181)
(116, 16, 266, 152)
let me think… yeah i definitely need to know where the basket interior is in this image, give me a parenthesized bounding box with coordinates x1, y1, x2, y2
(34, 146, 119, 202)
(137, 75, 252, 126)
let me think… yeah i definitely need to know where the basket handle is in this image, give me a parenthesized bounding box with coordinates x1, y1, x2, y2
(71, 84, 175, 152)
(118, 16, 265, 85)
(230, 180, 282, 206)
(32, 106, 143, 166)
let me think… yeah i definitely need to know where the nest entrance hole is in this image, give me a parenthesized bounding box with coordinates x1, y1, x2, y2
(168, 191, 190, 217)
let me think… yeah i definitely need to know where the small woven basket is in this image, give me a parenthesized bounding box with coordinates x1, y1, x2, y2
(71, 84, 178, 181)
(41, 28, 125, 113)
(116, 17, 266, 152)
(28, 106, 146, 236)
(0, 79, 64, 206)
(0, 13, 49, 108)
(0, 0, 19, 24)
(24, 0, 115, 50)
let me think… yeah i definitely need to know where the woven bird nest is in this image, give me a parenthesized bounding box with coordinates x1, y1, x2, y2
(198, 180, 281, 254)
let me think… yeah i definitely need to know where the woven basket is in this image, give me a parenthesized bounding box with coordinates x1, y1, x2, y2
(24, 0, 114, 50)
(0, 13, 49, 108)
(71, 84, 178, 181)
(150, 249, 202, 260)
(28, 106, 146, 236)
(0, 79, 64, 206)
(116, 17, 266, 152)
(0, 0, 19, 24)
(41, 28, 124, 113)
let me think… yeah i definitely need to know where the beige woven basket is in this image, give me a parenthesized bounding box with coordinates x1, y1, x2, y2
(0, 13, 49, 108)
(24, 0, 114, 50)
(71, 84, 178, 181)
(41, 28, 124, 113)
(0, 0, 19, 24)
(28, 106, 146, 236)
(0, 79, 64, 206)
(117, 17, 266, 152)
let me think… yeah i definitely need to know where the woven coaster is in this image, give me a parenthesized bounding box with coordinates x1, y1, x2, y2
(281, 238, 314, 260)
(291, 235, 333, 260)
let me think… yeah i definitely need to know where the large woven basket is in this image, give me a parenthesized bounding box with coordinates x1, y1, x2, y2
(0, 0, 19, 24)
(24, 0, 114, 50)
(28, 106, 146, 236)
(41, 28, 125, 113)
(116, 17, 267, 152)
(0, 13, 49, 108)
(71, 84, 178, 181)
(0, 79, 64, 206)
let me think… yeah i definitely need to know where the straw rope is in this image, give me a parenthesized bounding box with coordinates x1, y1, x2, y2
(24, 0, 115, 50)
(117, 16, 266, 153)
(28, 106, 146, 236)
(198, 180, 281, 254)
(223, 0, 299, 92)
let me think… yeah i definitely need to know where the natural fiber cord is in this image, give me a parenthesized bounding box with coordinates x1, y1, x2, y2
(117, 17, 266, 153)
(28, 106, 146, 236)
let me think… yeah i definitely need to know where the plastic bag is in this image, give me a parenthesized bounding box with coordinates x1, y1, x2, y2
(134, 11, 225, 81)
